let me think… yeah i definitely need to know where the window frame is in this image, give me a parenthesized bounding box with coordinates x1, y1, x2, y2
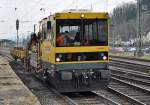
(56, 19, 108, 47)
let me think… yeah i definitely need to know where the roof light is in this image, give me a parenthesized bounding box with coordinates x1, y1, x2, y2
(81, 14, 85, 18)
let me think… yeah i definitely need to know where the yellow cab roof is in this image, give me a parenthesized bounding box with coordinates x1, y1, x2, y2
(54, 11, 109, 19)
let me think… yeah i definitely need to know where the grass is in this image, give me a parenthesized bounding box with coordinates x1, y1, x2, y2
(140, 54, 150, 60)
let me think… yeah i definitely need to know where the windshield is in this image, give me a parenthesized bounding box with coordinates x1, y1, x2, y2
(56, 19, 108, 47)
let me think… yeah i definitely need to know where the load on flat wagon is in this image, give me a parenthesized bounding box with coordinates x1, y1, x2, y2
(10, 10, 110, 92)
(10, 47, 27, 60)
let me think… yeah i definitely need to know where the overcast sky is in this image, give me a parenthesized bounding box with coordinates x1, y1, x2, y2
(0, 0, 135, 40)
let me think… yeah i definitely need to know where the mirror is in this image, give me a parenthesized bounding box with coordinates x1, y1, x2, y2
(47, 21, 51, 29)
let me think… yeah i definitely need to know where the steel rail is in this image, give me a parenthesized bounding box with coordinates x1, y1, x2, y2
(110, 67, 150, 80)
(110, 77, 150, 105)
(108, 87, 146, 105)
(93, 91, 121, 105)
(111, 77, 150, 93)
(111, 73, 150, 87)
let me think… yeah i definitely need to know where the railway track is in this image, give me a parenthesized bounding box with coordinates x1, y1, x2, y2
(110, 55, 150, 90)
(0, 51, 74, 105)
(96, 88, 145, 105)
(10, 60, 120, 105)
(95, 76, 150, 105)
(0, 51, 76, 105)
(109, 56, 150, 105)
(65, 91, 119, 105)
(1, 49, 150, 105)
(110, 60, 150, 74)
(0, 50, 120, 105)
(10, 61, 77, 105)
(109, 77, 150, 105)
(110, 55, 150, 63)
(112, 73, 150, 90)
(110, 56, 150, 74)
(111, 67, 150, 87)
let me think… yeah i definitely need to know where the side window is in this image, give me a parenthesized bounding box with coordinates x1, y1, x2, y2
(93, 22, 97, 40)
(98, 20, 108, 42)
(44, 31, 46, 39)
(49, 27, 54, 45)
(42, 23, 47, 39)
(47, 21, 55, 46)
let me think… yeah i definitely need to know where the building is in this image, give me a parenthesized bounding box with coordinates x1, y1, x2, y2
(0, 39, 15, 47)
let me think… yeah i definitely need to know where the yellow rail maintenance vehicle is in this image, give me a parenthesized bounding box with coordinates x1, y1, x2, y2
(36, 10, 110, 92)
(11, 10, 110, 92)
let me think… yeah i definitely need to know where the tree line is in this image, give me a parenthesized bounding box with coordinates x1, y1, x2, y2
(111, 0, 150, 44)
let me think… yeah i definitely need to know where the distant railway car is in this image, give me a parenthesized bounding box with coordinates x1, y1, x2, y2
(10, 47, 27, 61)
(11, 10, 110, 92)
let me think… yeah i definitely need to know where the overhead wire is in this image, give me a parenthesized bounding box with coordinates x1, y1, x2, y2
(19, 0, 72, 34)
(80, 0, 108, 11)
(80, 0, 124, 12)
(19, 0, 64, 32)
(15, 0, 124, 36)
(1, 0, 42, 38)
(17, 0, 44, 34)
(20, 0, 63, 21)
(27, 0, 63, 21)
(19, 0, 42, 20)
(62, 0, 78, 11)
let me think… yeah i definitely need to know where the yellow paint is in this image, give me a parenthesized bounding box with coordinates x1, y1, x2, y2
(40, 12, 109, 65)
(54, 12, 109, 19)
(55, 46, 109, 53)
(11, 12, 110, 66)
(55, 60, 109, 64)
(40, 41, 55, 63)
(10, 48, 27, 59)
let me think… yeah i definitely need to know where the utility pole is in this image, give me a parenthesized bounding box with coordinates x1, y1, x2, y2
(111, 23, 115, 47)
(136, 0, 143, 57)
(40, 8, 45, 18)
(34, 24, 36, 33)
(15, 8, 19, 47)
(16, 19, 19, 47)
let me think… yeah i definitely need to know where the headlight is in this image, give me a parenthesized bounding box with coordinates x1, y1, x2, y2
(103, 56, 107, 60)
(56, 57, 60, 62)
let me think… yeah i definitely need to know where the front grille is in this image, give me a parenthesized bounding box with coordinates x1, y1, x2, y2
(56, 52, 108, 62)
